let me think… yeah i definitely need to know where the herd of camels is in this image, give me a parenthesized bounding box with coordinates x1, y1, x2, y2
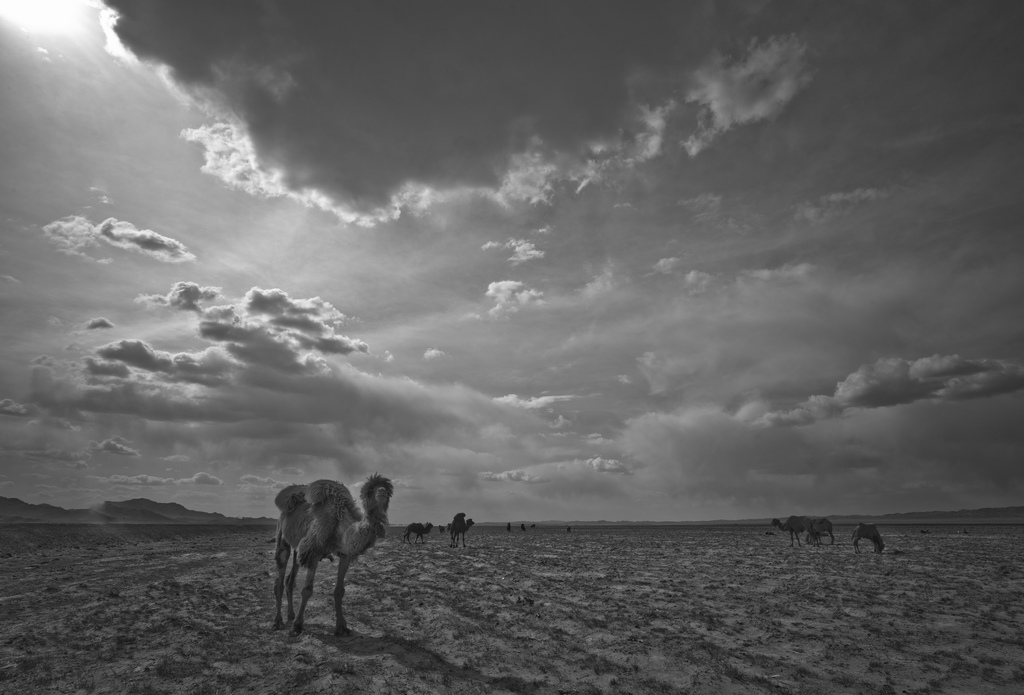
(772, 515, 885, 554)
(269, 474, 887, 636)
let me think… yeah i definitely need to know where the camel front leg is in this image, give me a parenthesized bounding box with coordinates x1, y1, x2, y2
(854, 538, 861, 553)
(333, 554, 353, 636)
(285, 549, 300, 622)
(293, 562, 318, 635)
(273, 542, 291, 630)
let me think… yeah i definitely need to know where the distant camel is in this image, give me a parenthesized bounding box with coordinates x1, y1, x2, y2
(852, 523, 885, 553)
(450, 513, 475, 548)
(439, 524, 446, 535)
(507, 523, 511, 532)
(806, 517, 835, 545)
(531, 524, 536, 529)
(520, 523, 526, 531)
(403, 522, 433, 544)
(771, 516, 818, 547)
(273, 474, 393, 636)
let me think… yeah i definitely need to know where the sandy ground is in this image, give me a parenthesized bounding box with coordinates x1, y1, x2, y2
(0, 523, 1022, 694)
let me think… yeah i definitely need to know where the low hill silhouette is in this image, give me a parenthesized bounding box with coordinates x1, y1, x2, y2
(0, 496, 273, 525)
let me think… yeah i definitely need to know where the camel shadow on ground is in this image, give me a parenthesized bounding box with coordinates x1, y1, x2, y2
(311, 629, 544, 692)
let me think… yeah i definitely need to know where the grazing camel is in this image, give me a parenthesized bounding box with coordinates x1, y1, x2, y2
(403, 522, 433, 544)
(806, 517, 835, 545)
(852, 523, 885, 553)
(273, 473, 393, 636)
(520, 523, 526, 531)
(449, 512, 475, 548)
(439, 524, 446, 535)
(771, 516, 818, 547)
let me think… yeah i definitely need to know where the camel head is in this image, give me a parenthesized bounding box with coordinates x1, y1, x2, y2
(466, 519, 475, 529)
(770, 518, 782, 529)
(361, 473, 394, 513)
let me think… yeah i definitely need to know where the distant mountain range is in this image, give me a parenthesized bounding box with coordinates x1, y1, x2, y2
(0, 496, 274, 525)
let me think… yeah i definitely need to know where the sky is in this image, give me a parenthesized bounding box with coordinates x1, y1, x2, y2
(1, 1, 1023, 522)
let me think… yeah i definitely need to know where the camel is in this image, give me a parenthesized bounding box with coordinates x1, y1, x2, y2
(771, 516, 819, 547)
(439, 524, 446, 535)
(449, 512, 475, 548)
(273, 473, 393, 636)
(852, 523, 885, 553)
(403, 522, 433, 544)
(520, 523, 526, 531)
(806, 517, 835, 545)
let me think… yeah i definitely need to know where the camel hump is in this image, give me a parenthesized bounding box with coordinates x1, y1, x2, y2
(274, 485, 307, 513)
(307, 479, 349, 506)
(453, 512, 466, 521)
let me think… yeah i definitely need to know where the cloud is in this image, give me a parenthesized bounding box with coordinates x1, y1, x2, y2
(683, 35, 812, 156)
(103, 472, 224, 485)
(486, 281, 544, 318)
(423, 348, 446, 360)
(741, 263, 815, 282)
(795, 188, 890, 223)
(584, 457, 634, 476)
(137, 281, 222, 312)
(759, 355, 1024, 426)
(479, 469, 547, 484)
(482, 238, 545, 265)
(20, 447, 92, 464)
(85, 318, 115, 330)
(103, 2, 703, 217)
(1, 399, 31, 416)
(90, 436, 141, 457)
(161, 454, 192, 462)
(683, 271, 713, 294)
(41, 216, 195, 263)
(653, 257, 682, 275)
(494, 394, 575, 410)
(2, 275, 22, 284)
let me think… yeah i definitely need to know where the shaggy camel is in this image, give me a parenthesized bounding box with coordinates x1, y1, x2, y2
(273, 473, 393, 636)
(403, 522, 433, 544)
(449, 512, 475, 548)
(806, 517, 835, 545)
(771, 516, 819, 547)
(852, 523, 885, 553)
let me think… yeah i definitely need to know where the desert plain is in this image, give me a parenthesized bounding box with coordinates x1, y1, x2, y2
(0, 523, 1022, 695)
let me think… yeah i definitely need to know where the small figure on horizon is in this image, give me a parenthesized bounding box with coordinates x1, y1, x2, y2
(507, 522, 511, 532)
(566, 526, 572, 533)
(521, 523, 526, 531)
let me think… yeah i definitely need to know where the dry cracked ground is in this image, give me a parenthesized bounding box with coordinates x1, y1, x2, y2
(1, 523, 1022, 694)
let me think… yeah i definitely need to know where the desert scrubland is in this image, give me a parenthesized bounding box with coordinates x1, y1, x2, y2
(1, 523, 1022, 694)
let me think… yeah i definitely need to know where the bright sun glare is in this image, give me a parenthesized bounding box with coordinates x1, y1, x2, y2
(0, 0, 89, 35)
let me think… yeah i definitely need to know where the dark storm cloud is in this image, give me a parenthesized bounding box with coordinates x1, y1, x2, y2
(104, 0, 700, 209)
(84, 357, 131, 378)
(97, 339, 174, 372)
(92, 340, 234, 386)
(136, 281, 222, 312)
(85, 318, 115, 330)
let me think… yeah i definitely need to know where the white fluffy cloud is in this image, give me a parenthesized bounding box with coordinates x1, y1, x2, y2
(41, 216, 195, 263)
(485, 281, 544, 318)
(684, 35, 812, 156)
